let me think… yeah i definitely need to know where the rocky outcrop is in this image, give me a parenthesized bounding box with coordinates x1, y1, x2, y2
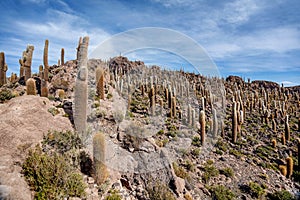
(0, 95, 73, 200)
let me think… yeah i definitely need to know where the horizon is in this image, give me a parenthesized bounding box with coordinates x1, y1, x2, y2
(0, 0, 299, 86)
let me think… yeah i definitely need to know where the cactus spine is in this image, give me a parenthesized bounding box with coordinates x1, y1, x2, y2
(286, 157, 293, 178)
(61, 48, 64, 65)
(26, 78, 36, 95)
(199, 110, 206, 145)
(74, 36, 89, 141)
(93, 132, 108, 184)
(232, 101, 238, 143)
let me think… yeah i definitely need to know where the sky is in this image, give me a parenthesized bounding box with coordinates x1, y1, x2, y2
(0, 0, 299, 86)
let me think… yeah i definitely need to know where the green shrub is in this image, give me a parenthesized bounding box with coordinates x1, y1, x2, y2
(209, 185, 235, 200)
(105, 190, 122, 200)
(268, 190, 295, 200)
(42, 130, 82, 154)
(220, 167, 234, 178)
(22, 146, 86, 199)
(173, 162, 188, 179)
(147, 181, 176, 200)
(0, 89, 15, 103)
(248, 181, 265, 198)
(192, 136, 201, 147)
(203, 164, 219, 183)
(191, 148, 201, 156)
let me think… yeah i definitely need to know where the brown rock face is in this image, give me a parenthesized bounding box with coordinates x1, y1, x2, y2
(226, 75, 244, 85)
(0, 95, 73, 200)
(109, 56, 145, 74)
(251, 80, 280, 89)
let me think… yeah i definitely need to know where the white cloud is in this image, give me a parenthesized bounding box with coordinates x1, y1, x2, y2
(221, 0, 260, 24)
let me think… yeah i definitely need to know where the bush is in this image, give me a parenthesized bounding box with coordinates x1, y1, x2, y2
(22, 146, 86, 199)
(173, 162, 188, 179)
(105, 190, 122, 200)
(209, 185, 235, 200)
(268, 190, 295, 200)
(0, 89, 15, 103)
(220, 167, 234, 178)
(203, 163, 219, 183)
(248, 181, 265, 198)
(147, 181, 176, 200)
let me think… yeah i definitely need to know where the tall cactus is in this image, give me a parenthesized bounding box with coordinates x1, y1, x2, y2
(0, 52, 6, 85)
(76, 37, 82, 60)
(96, 67, 105, 99)
(232, 101, 238, 143)
(285, 115, 290, 141)
(93, 132, 108, 184)
(171, 96, 176, 118)
(286, 157, 293, 178)
(212, 108, 218, 137)
(61, 48, 64, 65)
(74, 36, 89, 141)
(43, 40, 49, 81)
(199, 110, 206, 145)
(41, 79, 48, 97)
(19, 59, 24, 78)
(24, 45, 34, 81)
(26, 78, 36, 95)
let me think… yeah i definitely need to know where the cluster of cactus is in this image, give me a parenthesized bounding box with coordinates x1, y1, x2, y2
(0, 52, 7, 86)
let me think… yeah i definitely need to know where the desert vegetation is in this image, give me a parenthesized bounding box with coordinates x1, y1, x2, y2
(0, 36, 299, 200)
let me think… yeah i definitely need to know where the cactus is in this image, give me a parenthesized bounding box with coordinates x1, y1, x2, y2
(96, 67, 105, 100)
(286, 157, 293, 178)
(284, 115, 290, 141)
(19, 59, 24, 78)
(149, 86, 155, 115)
(57, 89, 65, 100)
(74, 36, 89, 141)
(272, 118, 277, 132)
(279, 165, 287, 176)
(281, 132, 286, 145)
(127, 94, 131, 111)
(39, 65, 43, 79)
(26, 78, 36, 95)
(61, 48, 64, 65)
(76, 37, 82, 60)
(212, 108, 218, 137)
(171, 96, 176, 118)
(41, 79, 48, 97)
(93, 132, 108, 184)
(199, 110, 206, 145)
(24, 45, 34, 81)
(0, 52, 6, 85)
(232, 101, 238, 143)
(43, 40, 49, 81)
(271, 139, 276, 148)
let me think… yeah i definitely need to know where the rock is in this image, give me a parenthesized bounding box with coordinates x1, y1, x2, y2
(0, 95, 73, 200)
(88, 177, 95, 184)
(170, 176, 185, 195)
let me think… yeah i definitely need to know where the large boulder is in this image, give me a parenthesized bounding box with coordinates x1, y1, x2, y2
(0, 95, 73, 200)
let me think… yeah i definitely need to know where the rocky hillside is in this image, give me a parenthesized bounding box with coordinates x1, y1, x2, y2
(0, 38, 299, 200)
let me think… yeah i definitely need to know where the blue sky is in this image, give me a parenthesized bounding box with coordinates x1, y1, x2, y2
(0, 0, 299, 86)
